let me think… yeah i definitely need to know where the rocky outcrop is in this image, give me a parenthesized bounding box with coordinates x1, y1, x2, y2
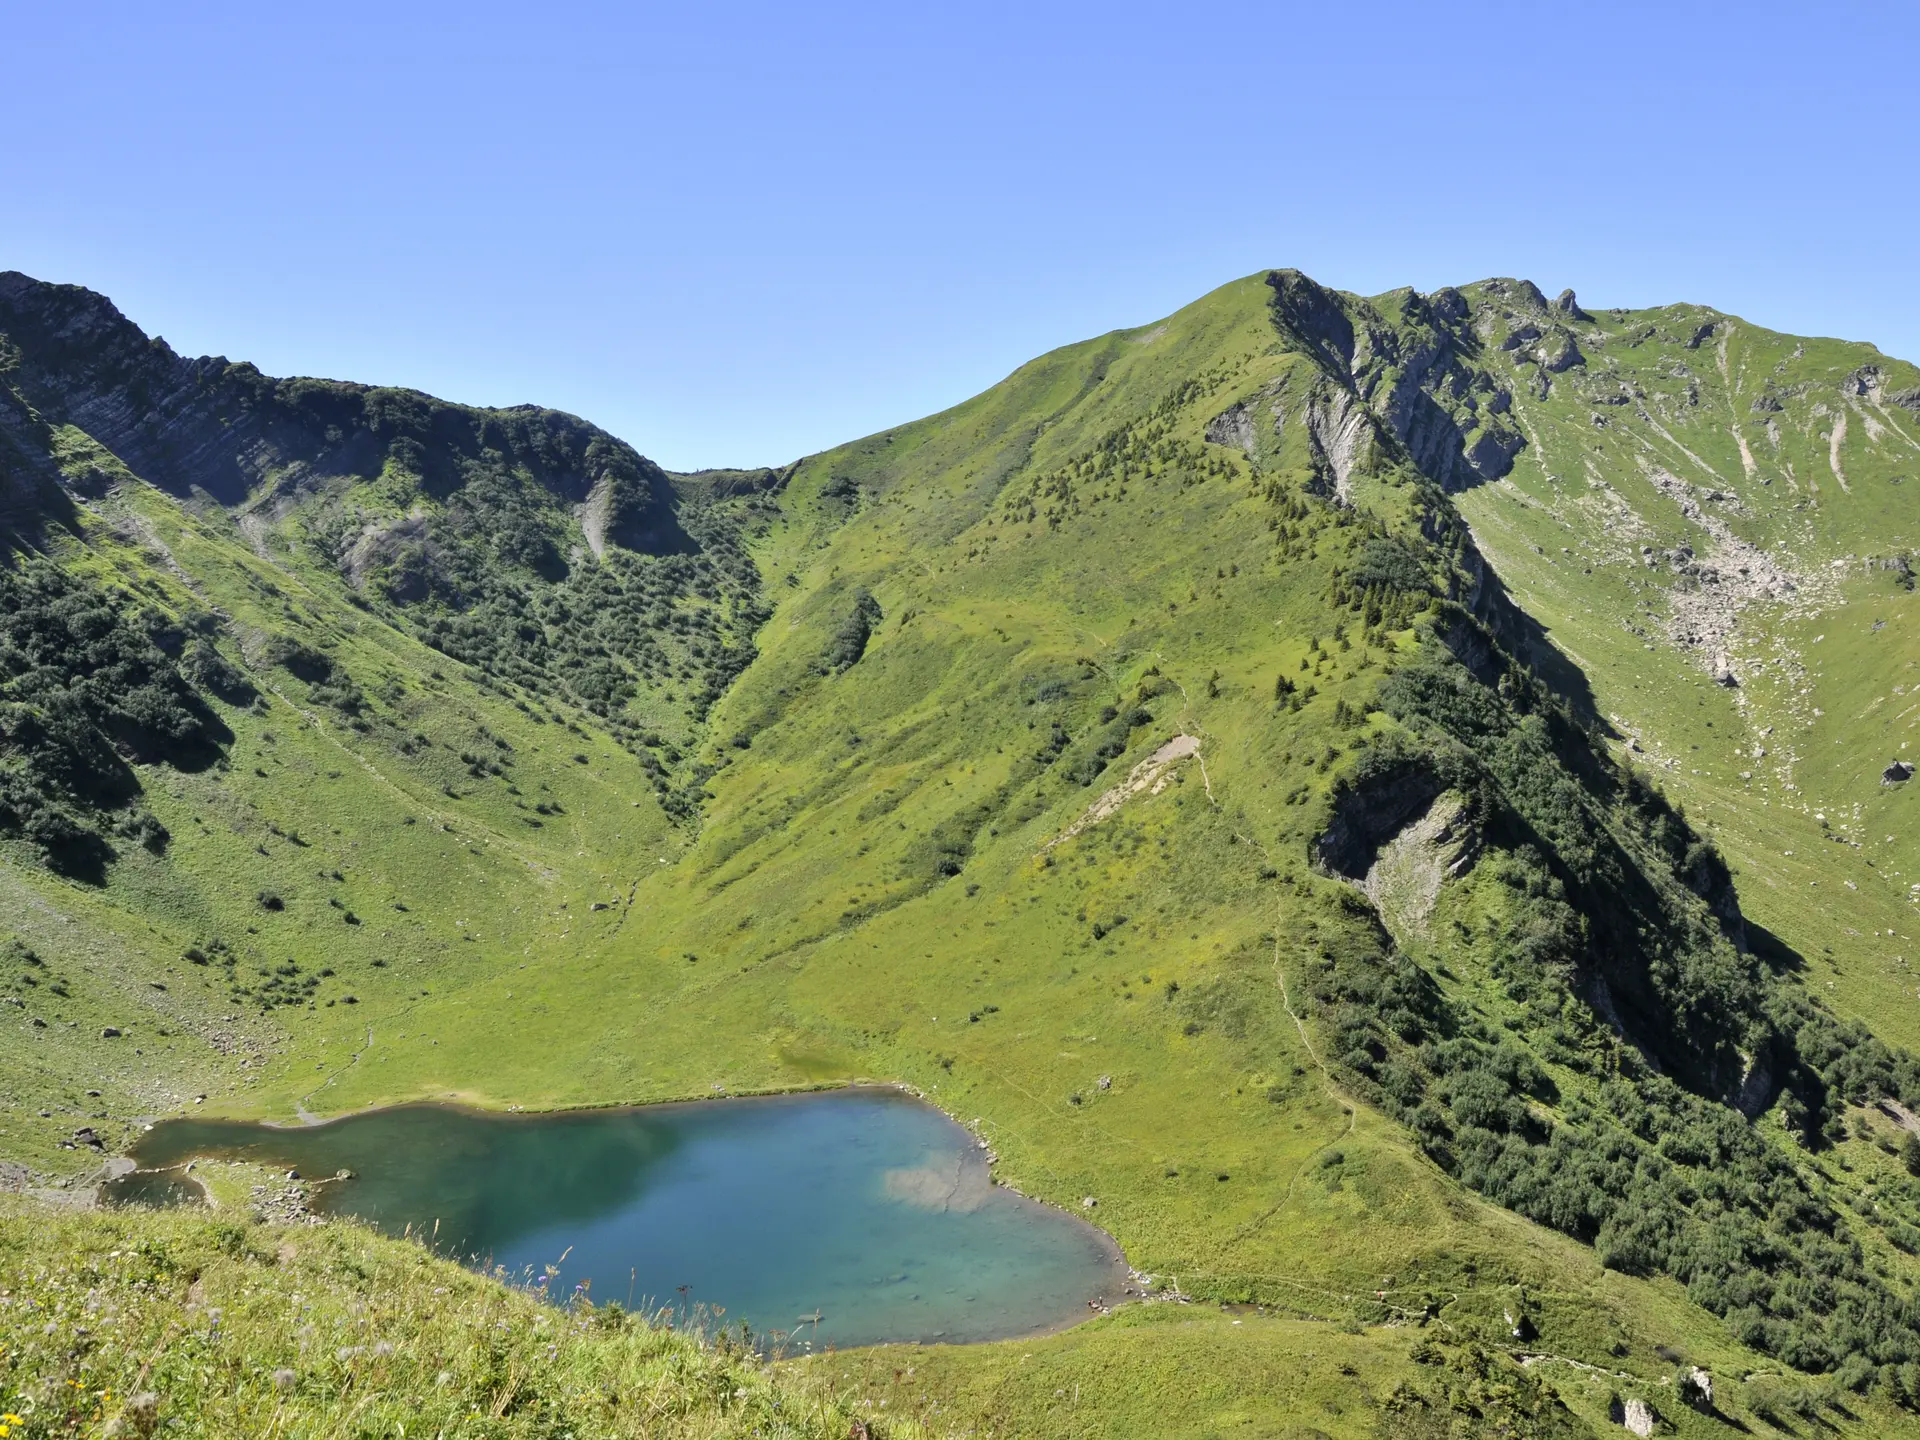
(1361, 791, 1480, 943)
(1203, 402, 1256, 455)
(1264, 269, 1526, 494)
(1265, 269, 1357, 380)
(1314, 756, 1446, 880)
(0, 270, 687, 553)
(1541, 335, 1585, 373)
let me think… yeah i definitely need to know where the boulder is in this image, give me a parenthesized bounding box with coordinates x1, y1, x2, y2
(1683, 1366, 1713, 1408)
(1611, 1395, 1656, 1436)
(100, 1026, 122, 1038)
(1554, 288, 1591, 321)
(1886, 761, 1915, 785)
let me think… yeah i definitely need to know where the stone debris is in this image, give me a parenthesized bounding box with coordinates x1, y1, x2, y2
(1046, 736, 1201, 851)
(252, 1175, 320, 1225)
(1640, 463, 1834, 682)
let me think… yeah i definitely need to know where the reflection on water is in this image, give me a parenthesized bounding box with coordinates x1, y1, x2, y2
(121, 1087, 1127, 1347)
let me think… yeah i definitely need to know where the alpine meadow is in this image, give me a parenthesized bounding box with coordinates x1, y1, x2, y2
(7, 263, 1920, 1439)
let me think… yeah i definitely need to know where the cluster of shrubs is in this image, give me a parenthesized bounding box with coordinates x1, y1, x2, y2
(1329, 532, 1435, 632)
(0, 560, 231, 878)
(263, 637, 366, 720)
(1304, 613, 1920, 1394)
(819, 588, 882, 674)
(361, 489, 765, 749)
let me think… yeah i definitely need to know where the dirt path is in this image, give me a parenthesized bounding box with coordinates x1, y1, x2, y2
(297, 1025, 376, 1121)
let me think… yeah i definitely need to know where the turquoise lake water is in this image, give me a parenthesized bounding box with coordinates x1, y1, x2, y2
(117, 1087, 1129, 1348)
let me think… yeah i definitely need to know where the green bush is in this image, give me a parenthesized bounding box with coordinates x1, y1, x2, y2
(0, 560, 226, 877)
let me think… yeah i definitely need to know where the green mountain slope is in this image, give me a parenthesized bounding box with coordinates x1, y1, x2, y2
(7, 268, 1920, 1436)
(1433, 287, 1920, 1046)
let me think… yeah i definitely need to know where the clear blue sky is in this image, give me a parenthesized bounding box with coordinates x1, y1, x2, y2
(5, 2, 1914, 471)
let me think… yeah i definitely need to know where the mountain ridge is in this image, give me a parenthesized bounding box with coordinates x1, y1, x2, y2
(6, 265, 1920, 1436)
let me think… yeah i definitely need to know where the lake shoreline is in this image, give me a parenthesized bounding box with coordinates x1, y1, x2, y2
(116, 1084, 1136, 1349)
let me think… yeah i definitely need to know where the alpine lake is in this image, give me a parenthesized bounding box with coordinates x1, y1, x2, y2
(111, 1086, 1131, 1350)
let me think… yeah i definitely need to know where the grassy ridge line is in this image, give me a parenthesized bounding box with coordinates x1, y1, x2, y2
(0, 1199, 929, 1439)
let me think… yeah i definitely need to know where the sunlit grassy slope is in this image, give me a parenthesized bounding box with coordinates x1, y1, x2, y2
(0, 1198, 919, 1439)
(10, 270, 1920, 1436)
(1438, 292, 1920, 1042)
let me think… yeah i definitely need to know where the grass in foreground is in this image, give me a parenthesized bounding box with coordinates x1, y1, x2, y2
(0, 1199, 926, 1439)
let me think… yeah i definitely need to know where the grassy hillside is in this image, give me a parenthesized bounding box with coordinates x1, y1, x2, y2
(7, 268, 1920, 1437)
(1436, 286, 1920, 1046)
(0, 1197, 921, 1438)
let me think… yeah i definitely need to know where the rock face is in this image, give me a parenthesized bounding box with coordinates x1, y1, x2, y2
(1313, 757, 1445, 880)
(0, 269, 687, 551)
(1361, 791, 1480, 943)
(1264, 269, 1526, 494)
(1303, 384, 1372, 506)
(1203, 402, 1256, 455)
